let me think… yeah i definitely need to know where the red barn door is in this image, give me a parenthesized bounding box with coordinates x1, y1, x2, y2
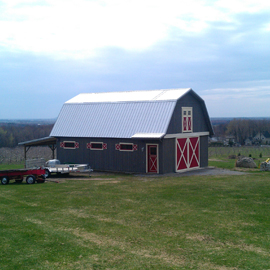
(147, 144, 158, 173)
(176, 137, 199, 172)
(176, 138, 188, 170)
(189, 137, 200, 168)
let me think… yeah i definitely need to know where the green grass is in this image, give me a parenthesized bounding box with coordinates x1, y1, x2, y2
(0, 162, 24, 170)
(208, 158, 236, 169)
(208, 158, 263, 171)
(208, 146, 270, 170)
(1, 173, 270, 269)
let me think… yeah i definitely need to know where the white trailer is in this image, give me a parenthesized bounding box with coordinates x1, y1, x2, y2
(44, 159, 93, 178)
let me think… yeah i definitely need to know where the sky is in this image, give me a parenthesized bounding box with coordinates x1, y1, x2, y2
(0, 0, 270, 119)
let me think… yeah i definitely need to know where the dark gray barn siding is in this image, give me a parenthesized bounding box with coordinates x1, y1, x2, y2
(199, 135, 208, 168)
(161, 138, 175, 174)
(56, 134, 209, 173)
(56, 137, 162, 173)
(166, 93, 210, 134)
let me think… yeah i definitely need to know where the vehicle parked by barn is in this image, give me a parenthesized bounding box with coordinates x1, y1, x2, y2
(44, 159, 92, 178)
(0, 168, 46, 185)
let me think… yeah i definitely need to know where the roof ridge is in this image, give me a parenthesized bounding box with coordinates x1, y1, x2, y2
(65, 100, 177, 105)
(78, 88, 189, 95)
(66, 88, 191, 104)
(153, 90, 166, 100)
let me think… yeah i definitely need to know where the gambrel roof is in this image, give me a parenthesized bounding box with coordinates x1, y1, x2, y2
(65, 88, 190, 103)
(50, 88, 213, 139)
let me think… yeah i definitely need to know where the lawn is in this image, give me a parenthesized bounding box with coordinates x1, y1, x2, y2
(0, 162, 24, 170)
(208, 146, 270, 170)
(1, 172, 270, 269)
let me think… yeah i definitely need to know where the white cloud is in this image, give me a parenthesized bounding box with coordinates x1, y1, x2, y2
(202, 85, 270, 99)
(215, 0, 270, 13)
(201, 82, 270, 117)
(0, 0, 270, 59)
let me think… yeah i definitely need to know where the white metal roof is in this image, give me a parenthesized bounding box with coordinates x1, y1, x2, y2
(50, 88, 196, 139)
(50, 101, 176, 138)
(66, 88, 191, 104)
(131, 133, 165, 139)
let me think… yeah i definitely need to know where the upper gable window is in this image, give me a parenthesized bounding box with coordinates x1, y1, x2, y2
(182, 107, 193, 133)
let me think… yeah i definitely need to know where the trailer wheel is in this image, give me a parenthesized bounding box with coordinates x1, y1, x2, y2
(26, 175, 36, 184)
(45, 169, 51, 178)
(1, 176, 9, 185)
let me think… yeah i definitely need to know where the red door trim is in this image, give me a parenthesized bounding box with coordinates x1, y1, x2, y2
(146, 144, 159, 173)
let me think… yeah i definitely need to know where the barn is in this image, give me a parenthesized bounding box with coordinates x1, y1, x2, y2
(49, 88, 213, 174)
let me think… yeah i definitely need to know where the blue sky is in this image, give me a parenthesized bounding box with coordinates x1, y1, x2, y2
(0, 0, 270, 119)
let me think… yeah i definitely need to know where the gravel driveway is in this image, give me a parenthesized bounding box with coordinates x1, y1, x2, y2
(46, 167, 247, 182)
(136, 167, 248, 177)
(174, 167, 247, 176)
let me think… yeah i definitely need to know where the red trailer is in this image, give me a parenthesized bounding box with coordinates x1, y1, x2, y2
(0, 168, 46, 185)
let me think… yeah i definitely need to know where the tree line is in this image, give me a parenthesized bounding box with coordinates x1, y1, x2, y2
(0, 124, 54, 148)
(213, 119, 270, 145)
(1, 119, 270, 148)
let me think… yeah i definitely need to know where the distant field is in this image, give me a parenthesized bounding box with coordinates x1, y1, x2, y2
(0, 147, 51, 166)
(209, 146, 270, 159)
(208, 146, 270, 170)
(1, 173, 270, 269)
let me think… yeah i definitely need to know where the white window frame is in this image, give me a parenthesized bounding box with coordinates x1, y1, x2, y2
(62, 141, 78, 149)
(182, 107, 193, 133)
(119, 143, 134, 152)
(89, 142, 104, 151)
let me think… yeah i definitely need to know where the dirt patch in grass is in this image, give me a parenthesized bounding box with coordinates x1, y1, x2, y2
(68, 228, 186, 267)
(45, 179, 67, 184)
(233, 167, 259, 172)
(186, 233, 214, 243)
(93, 180, 121, 184)
(186, 232, 269, 256)
(26, 218, 44, 225)
(67, 209, 126, 225)
(198, 262, 238, 270)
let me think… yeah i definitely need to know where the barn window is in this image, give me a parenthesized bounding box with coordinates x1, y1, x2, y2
(87, 142, 107, 150)
(182, 107, 193, 133)
(120, 144, 133, 151)
(60, 141, 79, 149)
(91, 143, 103, 150)
(115, 143, 138, 151)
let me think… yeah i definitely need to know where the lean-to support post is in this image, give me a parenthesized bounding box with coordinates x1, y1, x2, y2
(49, 144, 56, 159)
(24, 146, 31, 168)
